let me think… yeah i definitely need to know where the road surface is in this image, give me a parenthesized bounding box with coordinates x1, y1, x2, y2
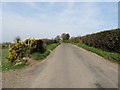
(2, 43, 118, 88)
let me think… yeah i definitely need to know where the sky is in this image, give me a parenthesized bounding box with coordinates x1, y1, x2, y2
(1, 1, 118, 43)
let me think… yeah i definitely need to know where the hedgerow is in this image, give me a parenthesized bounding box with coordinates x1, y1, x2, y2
(81, 28, 120, 53)
(24, 38, 46, 53)
(42, 39, 56, 45)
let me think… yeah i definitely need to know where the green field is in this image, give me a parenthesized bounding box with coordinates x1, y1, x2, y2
(0, 48, 9, 71)
(1, 48, 9, 61)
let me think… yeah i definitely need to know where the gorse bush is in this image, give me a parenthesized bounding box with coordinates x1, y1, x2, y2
(6, 42, 29, 62)
(6, 38, 46, 63)
(24, 38, 46, 53)
(81, 28, 120, 53)
(30, 39, 46, 53)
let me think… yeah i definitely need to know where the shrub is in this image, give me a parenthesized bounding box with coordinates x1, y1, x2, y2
(70, 36, 81, 43)
(6, 42, 29, 63)
(54, 35, 61, 43)
(30, 39, 46, 53)
(24, 38, 46, 53)
(6, 38, 56, 64)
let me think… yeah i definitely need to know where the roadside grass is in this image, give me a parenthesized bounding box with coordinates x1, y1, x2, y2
(73, 43, 120, 63)
(1, 43, 59, 71)
(1, 61, 29, 71)
(1, 48, 29, 71)
(31, 43, 59, 60)
(31, 50, 50, 60)
(47, 43, 59, 51)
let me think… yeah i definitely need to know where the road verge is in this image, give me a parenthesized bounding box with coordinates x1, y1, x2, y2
(72, 43, 120, 63)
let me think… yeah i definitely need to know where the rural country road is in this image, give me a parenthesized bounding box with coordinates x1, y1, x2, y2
(2, 43, 118, 88)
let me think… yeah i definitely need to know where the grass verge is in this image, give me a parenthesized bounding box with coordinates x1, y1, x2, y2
(1, 48, 28, 71)
(73, 43, 120, 63)
(47, 43, 59, 51)
(1, 61, 29, 71)
(31, 43, 59, 60)
(31, 50, 50, 60)
(1, 43, 59, 71)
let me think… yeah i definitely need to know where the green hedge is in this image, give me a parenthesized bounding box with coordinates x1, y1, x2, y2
(24, 38, 46, 53)
(81, 28, 120, 53)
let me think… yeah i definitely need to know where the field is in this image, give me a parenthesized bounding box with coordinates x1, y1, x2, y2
(0, 48, 9, 61)
(1, 48, 9, 61)
(0, 48, 9, 71)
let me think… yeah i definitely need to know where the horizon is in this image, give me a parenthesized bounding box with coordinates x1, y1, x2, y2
(1, 28, 118, 44)
(1, 2, 118, 43)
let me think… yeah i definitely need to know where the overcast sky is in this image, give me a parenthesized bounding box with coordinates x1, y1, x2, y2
(1, 1, 118, 42)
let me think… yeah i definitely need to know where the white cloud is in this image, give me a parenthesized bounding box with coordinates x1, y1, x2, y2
(54, 3, 105, 34)
(2, 2, 116, 42)
(3, 11, 53, 42)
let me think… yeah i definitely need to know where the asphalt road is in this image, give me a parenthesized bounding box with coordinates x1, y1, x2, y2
(2, 43, 118, 88)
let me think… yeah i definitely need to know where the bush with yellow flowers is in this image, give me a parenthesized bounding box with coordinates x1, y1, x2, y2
(6, 38, 46, 63)
(6, 42, 29, 63)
